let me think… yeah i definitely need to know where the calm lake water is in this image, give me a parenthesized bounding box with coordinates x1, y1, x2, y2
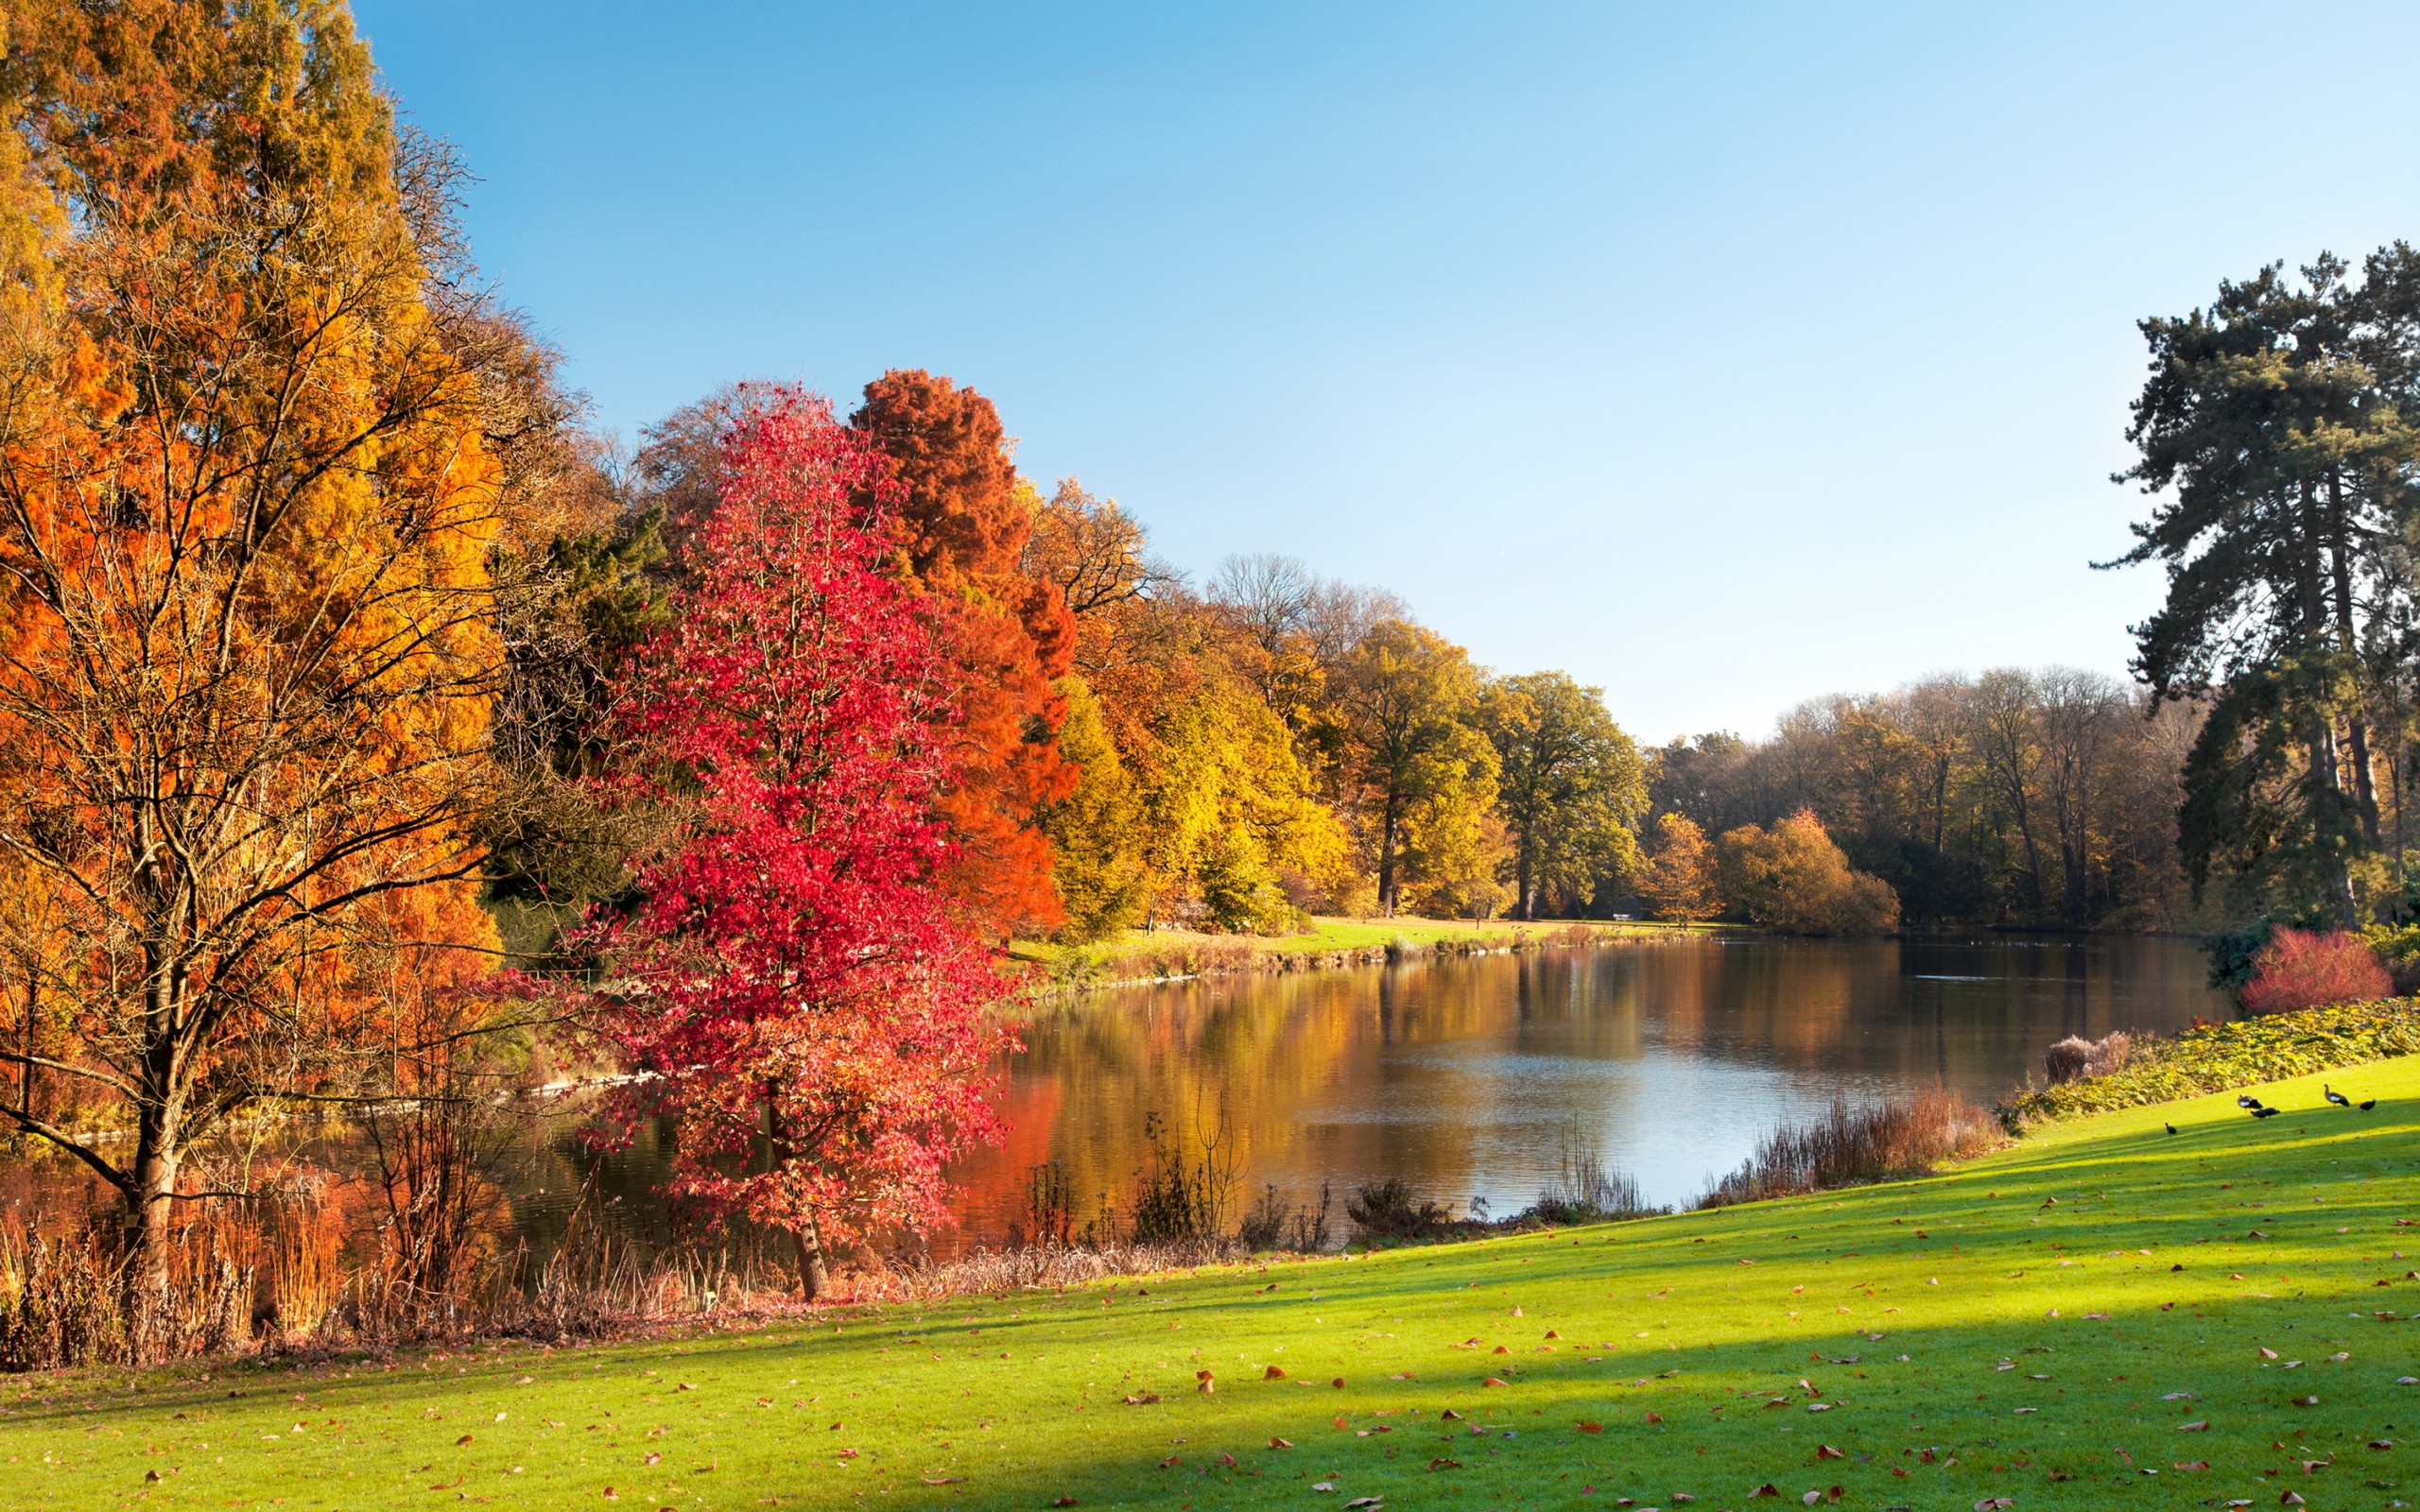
(499, 932, 2231, 1255)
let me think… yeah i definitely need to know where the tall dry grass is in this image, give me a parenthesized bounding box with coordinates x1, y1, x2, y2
(1698, 1089, 1998, 1210)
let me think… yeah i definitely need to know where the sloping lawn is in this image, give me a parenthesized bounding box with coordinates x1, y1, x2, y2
(11, 1056, 2420, 1511)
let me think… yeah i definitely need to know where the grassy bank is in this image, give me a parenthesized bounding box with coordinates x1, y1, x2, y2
(1020, 915, 1728, 989)
(15, 1056, 2420, 1509)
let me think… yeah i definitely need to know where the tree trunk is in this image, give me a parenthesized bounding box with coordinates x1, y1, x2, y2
(2326, 472, 2383, 847)
(793, 1216, 831, 1302)
(2307, 713, 2360, 929)
(1515, 823, 1536, 921)
(17, 977, 35, 1125)
(1376, 792, 1402, 917)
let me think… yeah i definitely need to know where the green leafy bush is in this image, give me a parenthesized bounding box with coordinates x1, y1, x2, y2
(1996, 997, 2420, 1130)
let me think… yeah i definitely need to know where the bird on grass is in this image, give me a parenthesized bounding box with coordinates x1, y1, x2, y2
(2165, 1122, 2179, 1135)
(2325, 1085, 2352, 1108)
(2238, 1093, 2265, 1110)
(2360, 1097, 2377, 1111)
(2251, 1106, 2282, 1119)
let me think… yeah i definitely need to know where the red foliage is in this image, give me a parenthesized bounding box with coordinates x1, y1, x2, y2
(594, 388, 1014, 1264)
(851, 370, 1076, 936)
(2238, 928, 2393, 1016)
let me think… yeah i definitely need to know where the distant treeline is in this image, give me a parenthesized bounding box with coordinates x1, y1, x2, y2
(1641, 671, 2202, 931)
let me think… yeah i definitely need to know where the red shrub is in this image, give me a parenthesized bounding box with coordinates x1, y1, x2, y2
(2238, 928, 2393, 1016)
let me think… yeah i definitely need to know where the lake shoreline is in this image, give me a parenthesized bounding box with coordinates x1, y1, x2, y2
(1016, 916, 1742, 996)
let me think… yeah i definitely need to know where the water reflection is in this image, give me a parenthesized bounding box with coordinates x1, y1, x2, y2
(942, 934, 2228, 1235)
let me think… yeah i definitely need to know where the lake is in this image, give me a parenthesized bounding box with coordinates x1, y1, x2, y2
(516, 931, 2230, 1256)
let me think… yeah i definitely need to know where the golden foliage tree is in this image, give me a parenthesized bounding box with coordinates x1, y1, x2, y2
(1637, 813, 1722, 922)
(0, 0, 509, 1299)
(1715, 811, 1900, 936)
(1028, 485, 1341, 935)
(1324, 621, 1499, 917)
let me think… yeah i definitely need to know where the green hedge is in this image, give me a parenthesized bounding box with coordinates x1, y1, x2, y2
(1996, 997, 2420, 1130)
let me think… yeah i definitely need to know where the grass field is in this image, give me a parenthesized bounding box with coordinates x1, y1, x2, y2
(12, 1056, 2420, 1511)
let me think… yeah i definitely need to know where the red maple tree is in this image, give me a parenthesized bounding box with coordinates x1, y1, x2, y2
(595, 388, 1012, 1297)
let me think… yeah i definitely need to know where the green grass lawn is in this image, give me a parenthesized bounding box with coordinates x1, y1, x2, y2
(14, 1056, 2420, 1511)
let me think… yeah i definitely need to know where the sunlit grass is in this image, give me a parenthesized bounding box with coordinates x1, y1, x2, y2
(1020, 914, 1725, 975)
(11, 1057, 2420, 1509)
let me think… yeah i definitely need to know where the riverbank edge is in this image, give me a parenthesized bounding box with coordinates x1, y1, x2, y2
(17, 1051, 2420, 1512)
(1993, 992, 2420, 1128)
(1012, 916, 1747, 997)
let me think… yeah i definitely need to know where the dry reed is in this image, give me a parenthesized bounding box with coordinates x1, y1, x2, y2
(1698, 1089, 1998, 1210)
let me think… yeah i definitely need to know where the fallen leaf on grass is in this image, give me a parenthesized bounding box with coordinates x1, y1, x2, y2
(1750, 1486, 1779, 1499)
(2290, 1396, 2320, 1407)
(1815, 1445, 1843, 1460)
(1483, 1377, 1510, 1387)
(1440, 1410, 1464, 1420)
(1576, 1422, 1604, 1434)
(1645, 1412, 1665, 1424)
(1269, 1436, 1293, 1449)
(1973, 1500, 2014, 1511)
(921, 1475, 965, 1486)
(643, 1452, 662, 1466)
(1343, 1499, 1384, 1509)
(1159, 1456, 1182, 1469)
(2178, 1420, 2210, 1431)
(2174, 1460, 2209, 1470)
(1122, 1394, 1160, 1406)
(1052, 1498, 1079, 1506)
(1265, 1366, 1287, 1380)
(1331, 1377, 1346, 1390)
(456, 1434, 475, 1446)
(1428, 1458, 1463, 1471)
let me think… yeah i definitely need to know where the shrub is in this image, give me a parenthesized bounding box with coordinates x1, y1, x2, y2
(2239, 928, 2392, 1015)
(1524, 1118, 1668, 1225)
(1714, 811, 1900, 935)
(2363, 922, 2420, 994)
(1346, 1178, 1456, 1240)
(1996, 997, 2420, 1128)
(2044, 1030, 2132, 1085)
(1698, 1090, 1996, 1209)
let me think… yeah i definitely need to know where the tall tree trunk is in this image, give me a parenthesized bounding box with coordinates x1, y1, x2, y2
(17, 977, 35, 1125)
(2300, 479, 2360, 924)
(1515, 822, 1536, 921)
(2327, 472, 2383, 846)
(1376, 792, 1402, 917)
(2307, 713, 2360, 928)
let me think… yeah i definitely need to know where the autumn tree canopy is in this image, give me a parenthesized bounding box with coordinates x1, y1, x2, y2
(850, 370, 1076, 936)
(0, 0, 517, 1294)
(1479, 672, 1646, 919)
(594, 391, 1010, 1297)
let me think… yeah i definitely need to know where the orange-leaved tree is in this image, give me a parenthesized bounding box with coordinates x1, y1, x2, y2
(0, 0, 508, 1311)
(850, 369, 1075, 936)
(1637, 813, 1722, 922)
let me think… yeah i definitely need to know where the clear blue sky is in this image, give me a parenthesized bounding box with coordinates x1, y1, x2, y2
(354, 1, 2420, 743)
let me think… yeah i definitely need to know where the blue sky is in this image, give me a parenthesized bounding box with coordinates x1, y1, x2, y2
(354, 1, 2420, 742)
